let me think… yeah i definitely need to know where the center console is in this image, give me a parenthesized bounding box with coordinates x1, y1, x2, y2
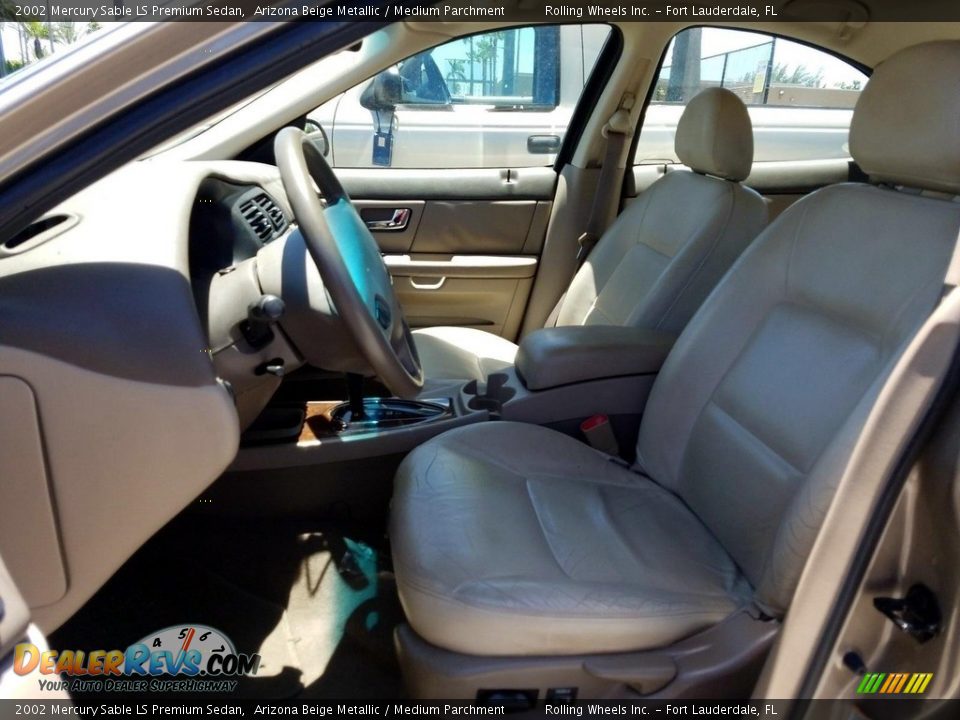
(217, 325, 675, 521)
(231, 325, 676, 474)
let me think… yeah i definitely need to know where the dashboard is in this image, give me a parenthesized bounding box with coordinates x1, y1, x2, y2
(0, 157, 373, 631)
(190, 179, 288, 283)
(0, 157, 339, 440)
(0, 159, 296, 630)
(189, 177, 291, 328)
(182, 163, 368, 428)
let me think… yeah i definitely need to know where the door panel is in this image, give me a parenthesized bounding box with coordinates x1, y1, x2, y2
(336, 166, 557, 199)
(342, 167, 554, 341)
(413, 201, 538, 254)
(384, 254, 538, 279)
(387, 254, 537, 336)
(391, 273, 534, 337)
(744, 158, 852, 193)
(311, 20, 609, 342)
(354, 199, 425, 253)
(629, 158, 852, 221)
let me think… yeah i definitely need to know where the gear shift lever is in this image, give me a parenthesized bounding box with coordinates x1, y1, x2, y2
(347, 373, 366, 421)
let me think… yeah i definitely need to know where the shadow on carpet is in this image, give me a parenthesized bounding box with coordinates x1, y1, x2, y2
(50, 516, 405, 699)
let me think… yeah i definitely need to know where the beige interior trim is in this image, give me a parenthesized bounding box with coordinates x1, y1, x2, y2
(755, 275, 960, 701)
(384, 254, 537, 279)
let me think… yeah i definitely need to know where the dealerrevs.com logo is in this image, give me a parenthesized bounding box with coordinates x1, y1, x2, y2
(14, 624, 261, 694)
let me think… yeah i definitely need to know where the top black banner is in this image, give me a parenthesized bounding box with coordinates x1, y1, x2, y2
(4, 0, 960, 23)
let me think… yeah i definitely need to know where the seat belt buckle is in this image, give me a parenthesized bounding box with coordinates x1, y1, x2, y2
(580, 414, 620, 457)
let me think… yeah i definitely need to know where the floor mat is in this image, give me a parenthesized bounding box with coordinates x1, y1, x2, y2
(50, 516, 405, 699)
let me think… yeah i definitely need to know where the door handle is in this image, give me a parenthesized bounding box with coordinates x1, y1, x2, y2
(527, 135, 562, 154)
(364, 208, 411, 232)
(410, 276, 446, 290)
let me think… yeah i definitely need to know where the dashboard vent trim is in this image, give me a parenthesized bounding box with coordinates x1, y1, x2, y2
(239, 192, 287, 243)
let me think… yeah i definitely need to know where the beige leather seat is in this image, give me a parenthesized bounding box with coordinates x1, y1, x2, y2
(413, 87, 768, 382)
(392, 42, 960, 658)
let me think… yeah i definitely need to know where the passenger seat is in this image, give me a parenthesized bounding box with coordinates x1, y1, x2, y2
(413, 87, 769, 382)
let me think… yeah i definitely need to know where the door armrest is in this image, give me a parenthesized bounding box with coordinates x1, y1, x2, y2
(515, 326, 675, 391)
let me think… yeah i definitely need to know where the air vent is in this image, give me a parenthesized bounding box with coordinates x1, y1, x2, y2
(255, 194, 288, 234)
(239, 192, 287, 243)
(1, 213, 78, 256)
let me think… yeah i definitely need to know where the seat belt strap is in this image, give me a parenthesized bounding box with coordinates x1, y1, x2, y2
(545, 98, 634, 328)
(544, 290, 567, 328)
(576, 105, 632, 269)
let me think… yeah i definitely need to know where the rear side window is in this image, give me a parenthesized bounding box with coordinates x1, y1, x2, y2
(634, 28, 869, 166)
(311, 24, 611, 169)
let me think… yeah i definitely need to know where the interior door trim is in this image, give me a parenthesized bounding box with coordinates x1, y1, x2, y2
(336, 166, 557, 200)
(384, 254, 538, 279)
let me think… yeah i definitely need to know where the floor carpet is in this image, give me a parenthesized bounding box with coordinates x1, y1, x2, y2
(50, 515, 405, 699)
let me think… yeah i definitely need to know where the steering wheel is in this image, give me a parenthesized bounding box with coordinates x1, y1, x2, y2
(274, 127, 423, 398)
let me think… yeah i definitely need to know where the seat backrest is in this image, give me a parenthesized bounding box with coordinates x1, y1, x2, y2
(636, 41, 960, 616)
(555, 88, 768, 334)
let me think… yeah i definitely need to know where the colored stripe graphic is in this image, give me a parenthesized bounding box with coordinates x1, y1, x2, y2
(879, 674, 896, 693)
(857, 672, 933, 694)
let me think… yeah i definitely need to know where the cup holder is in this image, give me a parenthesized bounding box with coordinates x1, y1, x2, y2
(331, 397, 452, 431)
(464, 373, 516, 415)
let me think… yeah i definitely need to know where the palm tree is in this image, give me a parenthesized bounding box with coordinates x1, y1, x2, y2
(19, 20, 48, 60)
(53, 22, 83, 46)
(0, 0, 22, 75)
(771, 62, 825, 88)
(466, 34, 500, 98)
(446, 58, 467, 95)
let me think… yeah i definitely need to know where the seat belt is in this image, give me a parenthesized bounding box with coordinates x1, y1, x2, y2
(575, 105, 633, 268)
(545, 97, 634, 327)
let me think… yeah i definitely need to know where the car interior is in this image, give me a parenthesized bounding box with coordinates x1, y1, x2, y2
(2, 8, 960, 706)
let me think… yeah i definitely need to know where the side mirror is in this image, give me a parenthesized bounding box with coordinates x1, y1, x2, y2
(360, 71, 402, 112)
(304, 120, 329, 157)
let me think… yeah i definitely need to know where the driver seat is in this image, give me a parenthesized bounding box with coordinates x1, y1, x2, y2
(391, 42, 960, 694)
(412, 87, 767, 384)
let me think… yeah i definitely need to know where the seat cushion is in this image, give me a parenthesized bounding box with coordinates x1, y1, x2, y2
(412, 326, 518, 382)
(391, 422, 751, 656)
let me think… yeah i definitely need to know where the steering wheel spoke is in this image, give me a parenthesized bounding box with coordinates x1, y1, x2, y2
(275, 127, 423, 398)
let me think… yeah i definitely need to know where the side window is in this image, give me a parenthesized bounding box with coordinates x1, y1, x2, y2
(313, 25, 611, 169)
(431, 27, 557, 108)
(634, 28, 868, 166)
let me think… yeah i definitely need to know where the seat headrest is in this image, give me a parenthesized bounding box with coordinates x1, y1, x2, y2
(851, 41, 960, 194)
(674, 88, 754, 182)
